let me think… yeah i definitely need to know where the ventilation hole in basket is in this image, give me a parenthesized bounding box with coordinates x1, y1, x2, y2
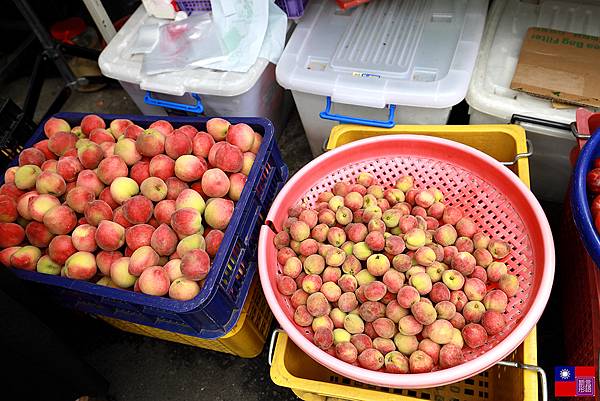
(420, 393, 431, 400)
(407, 390, 417, 397)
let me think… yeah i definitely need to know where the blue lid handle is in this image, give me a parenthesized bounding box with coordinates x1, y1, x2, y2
(144, 91, 204, 114)
(319, 96, 396, 128)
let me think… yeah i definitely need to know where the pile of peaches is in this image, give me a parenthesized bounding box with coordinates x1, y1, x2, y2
(0, 114, 261, 301)
(274, 173, 520, 373)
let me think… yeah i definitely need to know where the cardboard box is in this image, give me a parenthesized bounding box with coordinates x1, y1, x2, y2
(511, 27, 600, 108)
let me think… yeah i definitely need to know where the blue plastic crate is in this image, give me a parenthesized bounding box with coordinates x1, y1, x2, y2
(5, 112, 288, 339)
(175, 0, 308, 18)
(572, 128, 600, 269)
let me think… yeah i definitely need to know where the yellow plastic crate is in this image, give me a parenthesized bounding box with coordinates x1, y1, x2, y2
(270, 124, 540, 401)
(100, 279, 273, 358)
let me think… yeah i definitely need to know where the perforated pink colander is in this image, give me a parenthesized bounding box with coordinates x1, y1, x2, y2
(258, 135, 554, 389)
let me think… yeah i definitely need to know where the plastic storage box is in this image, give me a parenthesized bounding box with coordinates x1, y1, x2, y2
(99, 6, 285, 128)
(465, 0, 600, 202)
(175, 0, 309, 19)
(7, 112, 288, 340)
(101, 279, 273, 357)
(276, 0, 488, 156)
(269, 123, 543, 400)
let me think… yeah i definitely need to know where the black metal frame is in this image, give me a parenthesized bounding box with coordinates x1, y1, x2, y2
(5, 0, 111, 123)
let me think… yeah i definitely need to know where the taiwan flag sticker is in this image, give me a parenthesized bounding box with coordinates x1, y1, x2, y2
(555, 366, 596, 397)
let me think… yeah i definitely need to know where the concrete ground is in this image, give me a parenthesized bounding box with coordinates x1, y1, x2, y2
(2, 76, 564, 401)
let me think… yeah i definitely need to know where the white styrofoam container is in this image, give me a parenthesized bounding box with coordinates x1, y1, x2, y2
(99, 5, 285, 128)
(466, 0, 600, 202)
(276, 0, 489, 156)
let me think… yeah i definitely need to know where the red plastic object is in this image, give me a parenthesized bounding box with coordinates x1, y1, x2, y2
(336, 0, 370, 10)
(576, 108, 600, 150)
(259, 135, 555, 389)
(562, 194, 600, 380)
(50, 17, 86, 45)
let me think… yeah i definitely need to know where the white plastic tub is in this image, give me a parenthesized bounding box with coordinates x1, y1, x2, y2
(466, 0, 600, 202)
(99, 5, 285, 128)
(276, 0, 488, 156)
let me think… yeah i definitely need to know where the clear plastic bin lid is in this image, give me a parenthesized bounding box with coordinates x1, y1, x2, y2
(276, 0, 488, 109)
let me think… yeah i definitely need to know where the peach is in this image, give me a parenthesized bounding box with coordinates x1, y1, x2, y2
(206, 118, 230, 141)
(36, 255, 61, 275)
(365, 231, 384, 252)
(450, 313, 466, 330)
(473, 232, 491, 249)
(113, 138, 142, 166)
(289, 289, 309, 310)
(43, 205, 77, 235)
(97, 155, 128, 185)
(385, 300, 409, 323)
(0, 183, 25, 199)
(382, 351, 409, 374)
(430, 282, 451, 303)
(34, 140, 57, 161)
(293, 305, 313, 326)
(358, 301, 386, 322)
(174, 155, 207, 182)
(95, 250, 123, 276)
(397, 315, 423, 336)
(313, 327, 334, 350)
(107, 256, 135, 288)
(46, 235, 75, 265)
(348, 334, 371, 355)
(483, 289, 508, 313)
(151, 200, 175, 226)
(391, 254, 411, 272)
(364, 281, 387, 302)
(487, 261, 508, 282)
(176, 233, 205, 256)
(358, 348, 384, 371)
(412, 301, 437, 325)
(481, 310, 505, 336)
(228, 173, 247, 201)
(124, 224, 155, 251)
(76, 141, 103, 169)
(4, 166, 18, 183)
(226, 123, 255, 152)
(462, 323, 488, 348)
(181, 248, 210, 281)
(136, 129, 165, 157)
(499, 273, 519, 297)
(107, 119, 133, 139)
(306, 292, 331, 317)
(469, 266, 487, 283)
(83, 200, 112, 226)
(442, 269, 465, 291)
(439, 344, 465, 368)
(450, 290, 468, 312)
(80, 115, 105, 135)
(44, 117, 71, 138)
(138, 266, 170, 296)
(24, 221, 54, 247)
(344, 192, 364, 211)
(396, 286, 420, 309)
(112, 206, 132, 228)
(435, 301, 457, 320)
(192, 132, 215, 158)
(417, 338, 441, 364)
(144, 156, 174, 183)
(123, 124, 144, 140)
(301, 253, 323, 275)
(204, 229, 224, 258)
(171, 207, 202, 237)
(277, 276, 297, 295)
(150, 224, 178, 256)
(201, 168, 230, 198)
(434, 224, 457, 247)
(473, 248, 493, 268)
(464, 277, 486, 301)
(137, 177, 166, 203)
(164, 259, 183, 282)
(169, 277, 201, 300)
(335, 341, 358, 363)
(95, 220, 125, 251)
(345, 223, 367, 243)
(204, 198, 234, 230)
(250, 132, 262, 154)
(0, 195, 17, 223)
(48, 131, 78, 156)
(163, 177, 187, 201)
(128, 245, 160, 276)
(443, 245, 458, 265)
(313, 315, 334, 332)
(488, 239, 510, 259)
(442, 206, 463, 225)
(148, 120, 173, 136)
(241, 152, 255, 176)
(122, 195, 153, 225)
(410, 272, 432, 295)
(372, 317, 396, 338)
(26, 194, 59, 222)
(302, 274, 322, 294)
(212, 142, 243, 173)
(337, 275, 358, 295)
(463, 301, 485, 323)
(64, 250, 96, 279)
(14, 165, 41, 190)
(310, 223, 328, 243)
(343, 313, 365, 334)
(90, 128, 115, 144)
(428, 319, 454, 345)
(382, 269, 404, 293)
(40, 159, 57, 173)
(19, 147, 46, 167)
(71, 224, 97, 252)
(373, 337, 395, 354)
(365, 253, 390, 277)
(8, 245, 39, 270)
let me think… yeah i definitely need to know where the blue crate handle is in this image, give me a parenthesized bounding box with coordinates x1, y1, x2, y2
(144, 91, 204, 114)
(572, 127, 600, 269)
(319, 96, 396, 128)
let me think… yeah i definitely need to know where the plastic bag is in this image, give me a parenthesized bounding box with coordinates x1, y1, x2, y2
(141, 13, 228, 75)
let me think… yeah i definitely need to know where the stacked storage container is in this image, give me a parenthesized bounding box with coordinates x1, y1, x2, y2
(99, 6, 286, 129)
(276, 0, 489, 156)
(466, 0, 600, 202)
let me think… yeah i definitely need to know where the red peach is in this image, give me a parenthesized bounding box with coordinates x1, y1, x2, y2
(169, 277, 201, 300)
(171, 207, 202, 237)
(48, 131, 77, 156)
(204, 198, 234, 230)
(0, 195, 17, 223)
(206, 118, 230, 141)
(499, 273, 519, 297)
(450, 290, 468, 312)
(76, 169, 104, 196)
(164, 130, 193, 159)
(64, 251, 96, 279)
(411, 301, 437, 325)
(456, 217, 477, 238)
(129, 245, 160, 276)
(124, 124, 144, 140)
(136, 129, 165, 157)
(201, 168, 230, 198)
(138, 266, 170, 296)
(181, 248, 211, 281)
(191, 132, 214, 159)
(122, 195, 153, 225)
(113, 206, 132, 228)
(127, 162, 149, 186)
(34, 140, 56, 161)
(0, 246, 20, 266)
(351, 333, 373, 354)
(250, 132, 262, 154)
(77, 141, 103, 169)
(439, 343, 465, 368)
(358, 348, 384, 371)
(71, 224, 97, 252)
(463, 301, 485, 323)
(47, 235, 76, 264)
(125, 224, 155, 250)
(84, 200, 113, 226)
(165, 177, 188, 200)
(241, 152, 255, 176)
(488, 239, 510, 259)
(43, 205, 77, 235)
(277, 275, 297, 296)
(442, 206, 463, 225)
(109, 118, 133, 139)
(90, 128, 115, 145)
(44, 117, 71, 138)
(212, 142, 243, 173)
(164, 259, 183, 282)
(19, 148, 46, 167)
(152, 200, 176, 226)
(80, 115, 105, 135)
(96, 250, 123, 276)
(25, 221, 54, 247)
(464, 277, 487, 301)
(149, 120, 173, 136)
(481, 310, 505, 335)
(294, 305, 313, 327)
(307, 292, 331, 317)
(204, 229, 224, 258)
(0, 183, 25, 199)
(95, 220, 125, 251)
(462, 323, 488, 348)
(449, 312, 466, 330)
(226, 123, 255, 152)
(97, 155, 128, 185)
(27, 194, 60, 222)
(114, 138, 142, 166)
(482, 289, 508, 313)
(487, 261, 508, 282)
(151, 224, 178, 256)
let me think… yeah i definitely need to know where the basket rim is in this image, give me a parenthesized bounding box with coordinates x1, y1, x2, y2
(259, 134, 554, 389)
